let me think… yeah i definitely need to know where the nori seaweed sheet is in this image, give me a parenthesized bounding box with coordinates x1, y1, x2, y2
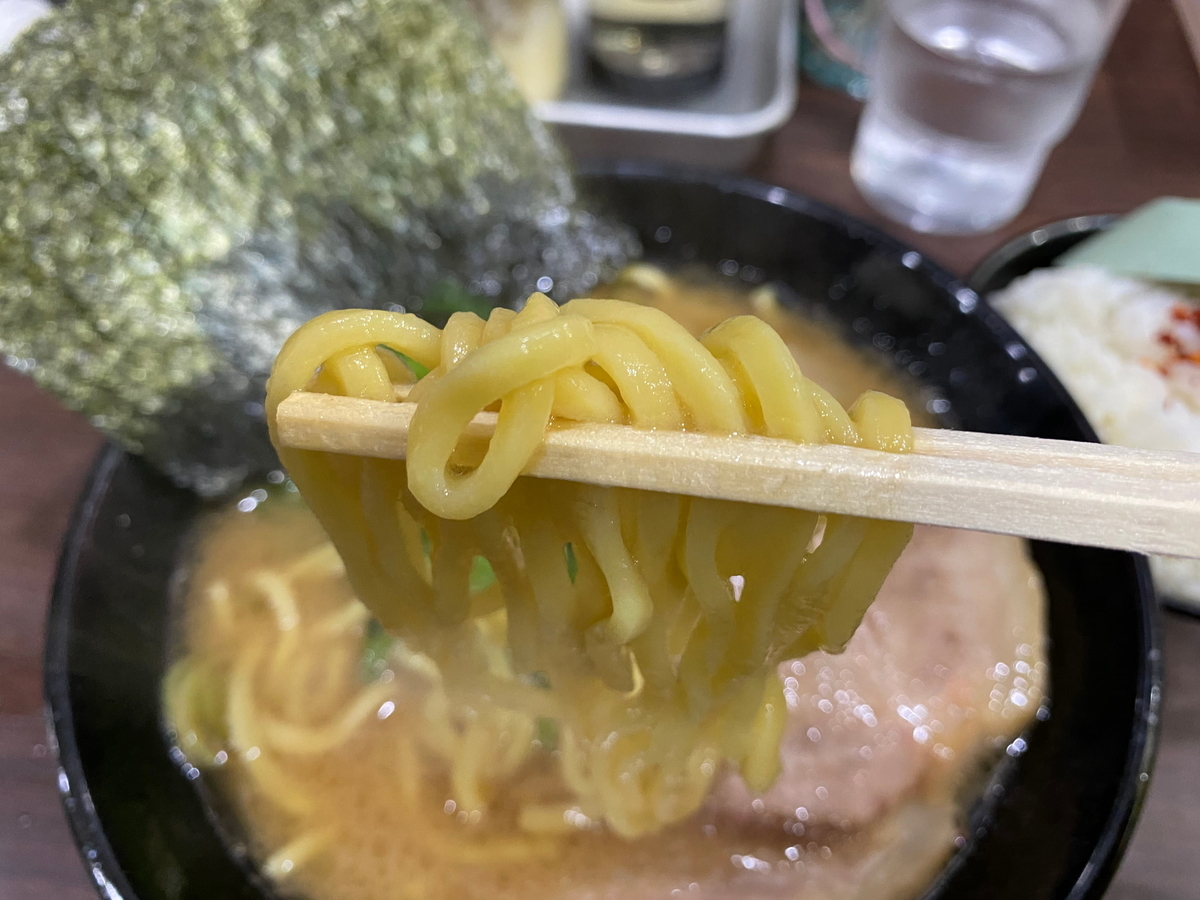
(0, 0, 637, 494)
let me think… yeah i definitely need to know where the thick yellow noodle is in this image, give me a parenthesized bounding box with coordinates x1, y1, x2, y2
(253, 292, 912, 839)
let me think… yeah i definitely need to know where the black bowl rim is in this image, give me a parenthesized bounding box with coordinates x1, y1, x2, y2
(585, 161, 982, 307)
(967, 214, 1122, 296)
(45, 445, 140, 900)
(44, 166, 1163, 900)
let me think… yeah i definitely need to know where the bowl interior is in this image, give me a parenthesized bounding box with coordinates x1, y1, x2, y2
(46, 169, 1160, 900)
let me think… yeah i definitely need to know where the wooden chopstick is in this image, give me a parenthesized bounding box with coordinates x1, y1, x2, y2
(275, 390, 1200, 559)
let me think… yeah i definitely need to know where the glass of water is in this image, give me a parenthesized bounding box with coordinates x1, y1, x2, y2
(850, 0, 1129, 235)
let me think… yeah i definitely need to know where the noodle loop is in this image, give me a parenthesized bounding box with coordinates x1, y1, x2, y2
(263, 292, 914, 837)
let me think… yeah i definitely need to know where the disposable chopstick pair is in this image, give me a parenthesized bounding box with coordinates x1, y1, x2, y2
(274, 390, 1200, 559)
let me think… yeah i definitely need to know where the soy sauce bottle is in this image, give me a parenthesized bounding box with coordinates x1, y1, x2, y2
(587, 0, 730, 99)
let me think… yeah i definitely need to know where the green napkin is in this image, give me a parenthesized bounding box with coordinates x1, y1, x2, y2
(1056, 197, 1200, 288)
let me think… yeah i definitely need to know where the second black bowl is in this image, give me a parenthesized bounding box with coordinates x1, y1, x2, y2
(967, 215, 1118, 297)
(970, 214, 1199, 618)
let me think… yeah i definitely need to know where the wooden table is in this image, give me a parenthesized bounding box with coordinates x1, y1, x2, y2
(2, 0, 1198, 896)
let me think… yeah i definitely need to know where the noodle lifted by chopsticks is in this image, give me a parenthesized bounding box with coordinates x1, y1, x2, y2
(263, 292, 914, 837)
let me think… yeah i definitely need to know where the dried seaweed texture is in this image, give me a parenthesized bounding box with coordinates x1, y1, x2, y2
(0, 0, 636, 494)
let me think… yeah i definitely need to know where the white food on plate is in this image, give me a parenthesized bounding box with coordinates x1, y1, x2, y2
(0, 0, 50, 54)
(992, 265, 1200, 606)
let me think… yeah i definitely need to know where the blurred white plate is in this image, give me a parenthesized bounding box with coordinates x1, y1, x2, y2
(1, 0, 50, 53)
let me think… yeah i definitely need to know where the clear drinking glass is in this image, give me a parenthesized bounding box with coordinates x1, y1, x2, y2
(850, 0, 1129, 235)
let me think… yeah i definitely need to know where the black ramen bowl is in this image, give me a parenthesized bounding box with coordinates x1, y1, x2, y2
(45, 166, 1162, 900)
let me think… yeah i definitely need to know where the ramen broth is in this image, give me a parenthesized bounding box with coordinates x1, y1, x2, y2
(166, 275, 1047, 900)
